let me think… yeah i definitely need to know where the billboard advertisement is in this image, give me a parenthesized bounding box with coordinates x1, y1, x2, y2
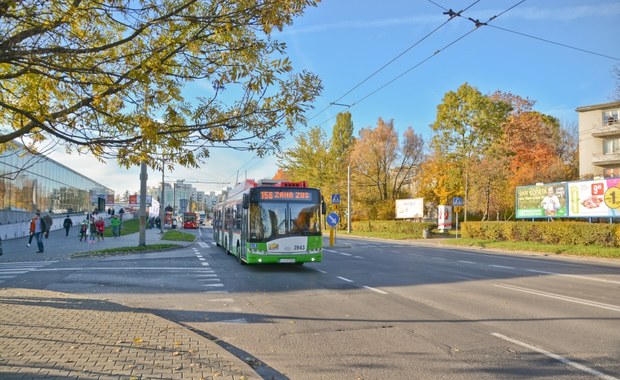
(128, 195, 152, 207)
(437, 205, 452, 230)
(516, 183, 567, 218)
(567, 178, 620, 217)
(516, 179, 620, 219)
(395, 198, 424, 219)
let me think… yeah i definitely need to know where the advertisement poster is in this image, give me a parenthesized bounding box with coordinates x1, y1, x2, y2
(395, 198, 424, 219)
(516, 183, 567, 218)
(128, 195, 152, 206)
(567, 178, 620, 217)
(437, 205, 452, 230)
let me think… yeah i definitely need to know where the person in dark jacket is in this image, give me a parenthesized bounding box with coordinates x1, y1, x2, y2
(33, 211, 49, 253)
(63, 215, 73, 237)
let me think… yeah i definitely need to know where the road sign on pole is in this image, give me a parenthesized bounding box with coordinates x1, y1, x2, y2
(327, 212, 340, 227)
(453, 196, 464, 207)
(331, 193, 341, 204)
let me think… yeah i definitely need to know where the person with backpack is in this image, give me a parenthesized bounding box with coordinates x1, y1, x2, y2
(63, 215, 73, 237)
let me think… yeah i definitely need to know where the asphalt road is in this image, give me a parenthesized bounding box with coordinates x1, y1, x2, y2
(1, 226, 619, 379)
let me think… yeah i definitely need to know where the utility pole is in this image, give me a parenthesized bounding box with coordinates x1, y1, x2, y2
(139, 161, 147, 246)
(139, 86, 148, 247)
(160, 158, 165, 234)
(347, 164, 351, 233)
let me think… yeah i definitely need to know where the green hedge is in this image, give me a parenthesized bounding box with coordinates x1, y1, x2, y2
(351, 220, 437, 236)
(461, 221, 619, 247)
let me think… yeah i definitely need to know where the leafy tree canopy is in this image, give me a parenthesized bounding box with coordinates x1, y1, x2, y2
(0, 0, 322, 171)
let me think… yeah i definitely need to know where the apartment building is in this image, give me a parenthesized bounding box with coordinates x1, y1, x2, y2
(577, 100, 620, 178)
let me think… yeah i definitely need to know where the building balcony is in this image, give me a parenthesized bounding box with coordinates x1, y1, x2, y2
(592, 152, 620, 166)
(591, 120, 620, 138)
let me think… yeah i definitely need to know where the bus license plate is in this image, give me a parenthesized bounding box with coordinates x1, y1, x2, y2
(279, 259, 295, 263)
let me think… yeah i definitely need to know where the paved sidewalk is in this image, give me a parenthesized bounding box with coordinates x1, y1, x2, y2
(0, 228, 261, 379)
(0, 289, 259, 380)
(0, 226, 186, 262)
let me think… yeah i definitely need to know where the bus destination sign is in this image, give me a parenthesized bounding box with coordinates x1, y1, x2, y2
(258, 190, 314, 201)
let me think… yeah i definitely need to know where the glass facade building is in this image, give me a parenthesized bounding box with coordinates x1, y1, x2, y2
(0, 146, 114, 224)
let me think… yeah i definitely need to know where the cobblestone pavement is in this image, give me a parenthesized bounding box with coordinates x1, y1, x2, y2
(0, 288, 259, 380)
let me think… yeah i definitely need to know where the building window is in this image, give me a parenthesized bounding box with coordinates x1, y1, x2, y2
(603, 138, 620, 154)
(603, 110, 619, 125)
(603, 167, 620, 177)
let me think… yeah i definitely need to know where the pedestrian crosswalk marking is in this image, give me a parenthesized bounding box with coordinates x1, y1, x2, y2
(0, 261, 57, 283)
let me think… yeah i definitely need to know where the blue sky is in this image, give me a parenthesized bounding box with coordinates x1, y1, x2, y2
(50, 0, 620, 196)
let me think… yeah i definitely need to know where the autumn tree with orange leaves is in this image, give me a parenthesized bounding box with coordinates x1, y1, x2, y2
(350, 118, 425, 220)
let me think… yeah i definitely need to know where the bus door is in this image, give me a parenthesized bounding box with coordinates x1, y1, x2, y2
(240, 205, 248, 260)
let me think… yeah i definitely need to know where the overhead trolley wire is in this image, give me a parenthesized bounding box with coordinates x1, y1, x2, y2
(307, 0, 482, 123)
(486, 25, 620, 62)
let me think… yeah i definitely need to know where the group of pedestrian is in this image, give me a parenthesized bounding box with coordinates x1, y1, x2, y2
(26, 210, 124, 254)
(78, 215, 107, 242)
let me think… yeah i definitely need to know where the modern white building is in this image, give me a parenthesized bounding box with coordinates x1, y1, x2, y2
(577, 101, 620, 178)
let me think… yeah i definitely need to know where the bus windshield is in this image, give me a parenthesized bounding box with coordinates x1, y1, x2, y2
(249, 201, 321, 241)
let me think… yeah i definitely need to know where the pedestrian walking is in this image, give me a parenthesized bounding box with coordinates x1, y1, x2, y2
(33, 211, 50, 253)
(110, 215, 121, 238)
(63, 214, 73, 237)
(89, 217, 97, 243)
(95, 217, 105, 241)
(27, 214, 37, 247)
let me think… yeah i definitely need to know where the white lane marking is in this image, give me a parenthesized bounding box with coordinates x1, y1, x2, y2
(201, 262, 210, 266)
(527, 269, 620, 285)
(337, 276, 354, 283)
(458, 260, 476, 264)
(353, 256, 364, 259)
(495, 284, 620, 312)
(390, 250, 399, 253)
(208, 298, 234, 302)
(38, 267, 212, 271)
(316, 269, 327, 274)
(204, 283, 224, 287)
(198, 257, 205, 261)
(337, 252, 352, 256)
(195, 273, 217, 277)
(198, 242, 209, 248)
(491, 265, 514, 269)
(363, 286, 388, 295)
(0, 261, 57, 266)
(492, 333, 619, 380)
(323, 249, 336, 253)
(199, 278, 221, 282)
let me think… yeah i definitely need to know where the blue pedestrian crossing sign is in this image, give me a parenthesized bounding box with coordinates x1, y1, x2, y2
(331, 193, 341, 204)
(453, 196, 464, 207)
(326, 212, 340, 227)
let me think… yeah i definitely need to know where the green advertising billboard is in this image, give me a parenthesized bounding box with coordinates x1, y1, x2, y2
(516, 183, 567, 218)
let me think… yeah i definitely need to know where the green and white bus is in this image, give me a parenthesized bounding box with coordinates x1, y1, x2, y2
(212, 179, 326, 265)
